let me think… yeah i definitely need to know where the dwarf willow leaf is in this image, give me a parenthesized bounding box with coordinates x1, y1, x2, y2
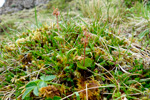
(77, 58, 93, 69)
(77, 61, 87, 69)
(84, 58, 93, 67)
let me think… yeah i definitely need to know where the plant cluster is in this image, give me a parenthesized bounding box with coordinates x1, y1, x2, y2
(0, 0, 150, 100)
(1, 14, 150, 100)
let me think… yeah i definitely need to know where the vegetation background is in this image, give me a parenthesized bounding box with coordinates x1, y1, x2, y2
(0, 0, 150, 100)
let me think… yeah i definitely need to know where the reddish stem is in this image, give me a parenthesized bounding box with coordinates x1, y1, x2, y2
(83, 42, 86, 66)
(56, 15, 59, 33)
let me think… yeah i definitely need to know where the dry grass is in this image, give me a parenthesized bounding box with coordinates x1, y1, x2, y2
(77, 0, 125, 23)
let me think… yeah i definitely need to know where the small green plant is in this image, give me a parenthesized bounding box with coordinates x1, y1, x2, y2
(22, 75, 56, 99)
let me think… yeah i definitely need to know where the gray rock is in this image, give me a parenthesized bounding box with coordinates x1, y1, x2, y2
(23, 0, 34, 8)
(0, 0, 50, 15)
(34, 0, 49, 6)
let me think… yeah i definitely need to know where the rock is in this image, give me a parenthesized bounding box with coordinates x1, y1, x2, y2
(0, 0, 50, 15)
(34, 0, 49, 6)
(24, 0, 34, 8)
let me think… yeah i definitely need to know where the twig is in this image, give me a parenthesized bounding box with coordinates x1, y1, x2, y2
(86, 84, 88, 100)
(61, 85, 116, 100)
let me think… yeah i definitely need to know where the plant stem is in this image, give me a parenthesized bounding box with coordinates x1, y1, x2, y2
(56, 15, 59, 33)
(83, 41, 86, 66)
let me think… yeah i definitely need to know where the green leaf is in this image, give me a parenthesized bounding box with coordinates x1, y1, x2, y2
(138, 29, 149, 39)
(77, 58, 93, 69)
(22, 87, 34, 99)
(77, 61, 87, 69)
(38, 81, 47, 89)
(32, 79, 40, 83)
(45, 75, 56, 81)
(40, 75, 45, 81)
(45, 98, 53, 100)
(26, 81, 37, 88)
(53, 96, 61, 100)
(33, 87, 39, 96)
(40, 75, 56, 81)
(74, 92, 80, 100)
(84, 58, 93, 67)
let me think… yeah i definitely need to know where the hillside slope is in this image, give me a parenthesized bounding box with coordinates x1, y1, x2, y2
(0, 0, 150, 100)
